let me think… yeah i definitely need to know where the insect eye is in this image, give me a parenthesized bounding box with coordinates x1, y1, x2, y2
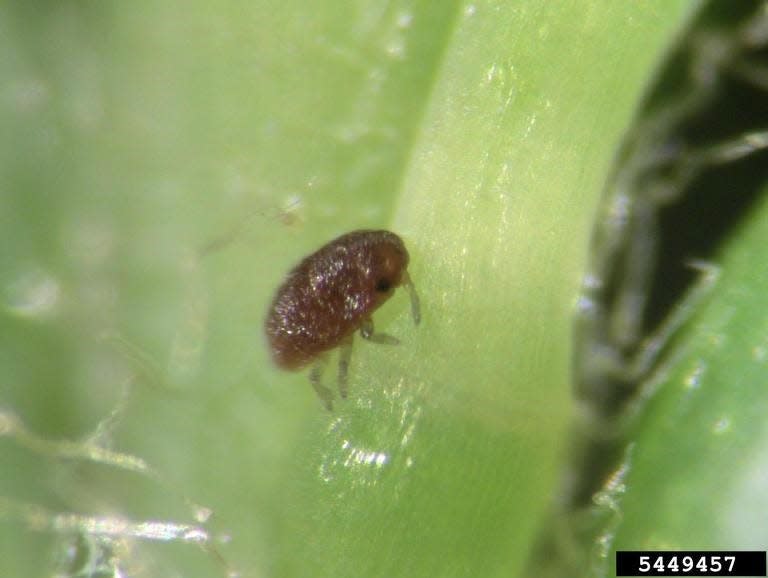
(375, 279, 391, 293)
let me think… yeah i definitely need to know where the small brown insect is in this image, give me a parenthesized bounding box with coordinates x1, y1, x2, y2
(265, 229, 420, 409)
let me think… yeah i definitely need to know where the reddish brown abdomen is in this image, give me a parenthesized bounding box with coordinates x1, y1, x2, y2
(265, 230, 408, 369)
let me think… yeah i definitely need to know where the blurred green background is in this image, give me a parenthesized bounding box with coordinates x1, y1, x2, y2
(2, 1, 767, 577)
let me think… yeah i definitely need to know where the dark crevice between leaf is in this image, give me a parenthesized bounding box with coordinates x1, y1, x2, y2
(577, 0, 768, 496)
(531, 1, 768, 575)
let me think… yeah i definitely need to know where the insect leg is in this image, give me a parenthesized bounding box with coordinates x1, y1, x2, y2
(360, 318, 400, 345)
(309, 356, 334, 411)
(401, 271, 421, 325)
(338, 335, 353, 399)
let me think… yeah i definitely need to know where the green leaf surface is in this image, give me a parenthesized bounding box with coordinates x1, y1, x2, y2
(0, 2, 698, 577)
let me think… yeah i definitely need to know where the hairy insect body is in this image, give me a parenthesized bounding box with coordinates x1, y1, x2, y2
(265, 230, 419, 408)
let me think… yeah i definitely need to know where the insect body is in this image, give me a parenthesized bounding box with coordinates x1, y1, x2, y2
(265, 230, 420, 409)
